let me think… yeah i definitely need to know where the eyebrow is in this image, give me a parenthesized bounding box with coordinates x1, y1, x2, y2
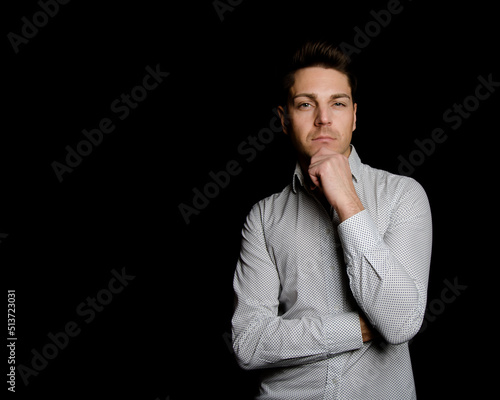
(292, 92, 351, 101)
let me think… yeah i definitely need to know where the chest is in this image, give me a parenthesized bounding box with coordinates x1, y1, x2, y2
(262, 186, 392, 314)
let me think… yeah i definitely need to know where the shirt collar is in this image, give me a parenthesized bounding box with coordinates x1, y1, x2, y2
(292, 145, 362, 193)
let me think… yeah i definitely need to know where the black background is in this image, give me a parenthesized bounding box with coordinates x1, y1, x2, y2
(4, 0, 498, 399)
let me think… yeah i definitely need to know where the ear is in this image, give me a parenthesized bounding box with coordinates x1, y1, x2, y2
(277, 105, 289, 134)
(352, 102, 357, 132)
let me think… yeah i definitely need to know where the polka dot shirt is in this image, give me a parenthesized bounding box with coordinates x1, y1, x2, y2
(232, 146, 432, 399)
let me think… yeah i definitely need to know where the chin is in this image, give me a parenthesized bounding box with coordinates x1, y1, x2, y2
(312, 141, 341, 152)
(307, 142, 351, 158)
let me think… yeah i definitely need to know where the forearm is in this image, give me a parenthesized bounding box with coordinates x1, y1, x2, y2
(232, 307, 363, 370)
(338, 207, 432, 344)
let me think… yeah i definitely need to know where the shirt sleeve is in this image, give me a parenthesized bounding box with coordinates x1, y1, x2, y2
(232, 203, 363, 370)
(337, 178, 432, 345)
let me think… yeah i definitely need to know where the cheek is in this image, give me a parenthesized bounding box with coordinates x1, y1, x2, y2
(288, 123, 311, 152)
(338, 113, 356, 132)
(289, 111, 307, 126)
(289, 116, 310, 137)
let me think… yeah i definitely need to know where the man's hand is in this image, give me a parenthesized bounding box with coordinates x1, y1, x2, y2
(359, 314, 380, 342)
(308, 147, 364, 222)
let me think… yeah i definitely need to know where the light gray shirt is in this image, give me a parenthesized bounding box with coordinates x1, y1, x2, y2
(232, 146, 432, 399)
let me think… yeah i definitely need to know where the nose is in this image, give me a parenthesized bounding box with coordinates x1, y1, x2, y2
(314, 104, 332, 126)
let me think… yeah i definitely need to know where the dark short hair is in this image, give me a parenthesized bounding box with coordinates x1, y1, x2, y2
(281, 41, 357, 106)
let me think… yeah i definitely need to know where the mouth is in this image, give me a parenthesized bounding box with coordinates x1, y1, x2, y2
(312, 136, 335, 142)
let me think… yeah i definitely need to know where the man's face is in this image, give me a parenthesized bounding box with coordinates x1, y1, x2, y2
(278, 67, 357, 162)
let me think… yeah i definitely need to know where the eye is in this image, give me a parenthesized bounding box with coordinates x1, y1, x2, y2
(298, 102, 312, 109)
(333, 102, 346, 107)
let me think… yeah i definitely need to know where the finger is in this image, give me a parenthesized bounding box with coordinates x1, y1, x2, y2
(308, 172, 321, 189)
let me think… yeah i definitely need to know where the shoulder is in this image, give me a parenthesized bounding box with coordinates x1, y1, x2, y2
(362, 163, 427, 198)
(360, 163, 431, 222)
(351, 146, 428, 204)
(244, 184, 296, 230)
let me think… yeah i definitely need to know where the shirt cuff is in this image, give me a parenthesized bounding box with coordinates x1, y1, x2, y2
(322, 312, 363, 355)
(337, 209, 381, 266)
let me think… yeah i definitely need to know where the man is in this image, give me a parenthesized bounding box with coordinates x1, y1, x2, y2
(231, 41, 432, 399)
